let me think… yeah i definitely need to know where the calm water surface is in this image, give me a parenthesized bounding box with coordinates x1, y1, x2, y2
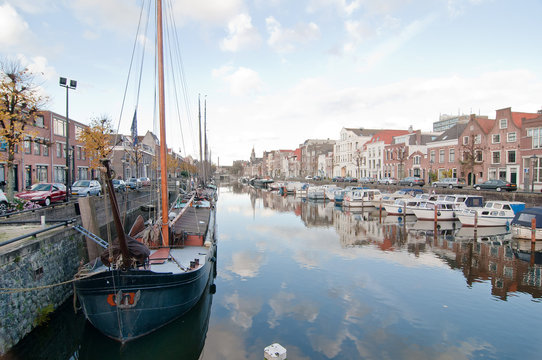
(4, 183, 542, 359)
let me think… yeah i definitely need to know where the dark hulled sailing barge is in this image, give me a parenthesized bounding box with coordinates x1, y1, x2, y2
(74, 0, 217, 342)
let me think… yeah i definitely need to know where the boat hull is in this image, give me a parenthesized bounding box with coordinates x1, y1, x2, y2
(75, 253, 214, 342)
(511, 225, 542, 240)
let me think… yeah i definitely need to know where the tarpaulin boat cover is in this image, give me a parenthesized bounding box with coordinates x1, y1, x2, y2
(511, 207, 542, 228)
(100, 234, 151, 266)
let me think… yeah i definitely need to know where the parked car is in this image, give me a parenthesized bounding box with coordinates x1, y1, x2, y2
(398, 176, 425, 187)
(343, 176, 358, 183)
(71, 180, 102, 197)
(358, 177, 375, 184)
(332, 176, 344, 182)
(312, 175, 322, 181)
(126, 177, 142, 190)
(112, 179, 126, 192)
(15, 183, 67, 206)
(473, 179, 517, 192)
(431, 177, 466, 189)
(139, 177, 151, 186)
(377, 177, 397, 185)
(0, 189, 8, 214)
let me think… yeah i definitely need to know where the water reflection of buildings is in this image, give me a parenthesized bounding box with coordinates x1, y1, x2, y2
(241, 185, 542, 300)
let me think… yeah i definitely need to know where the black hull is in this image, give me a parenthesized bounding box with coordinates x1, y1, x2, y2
(75, 247, 214, 342)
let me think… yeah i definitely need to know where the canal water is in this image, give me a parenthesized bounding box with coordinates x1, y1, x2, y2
(3, 183, 542, 359)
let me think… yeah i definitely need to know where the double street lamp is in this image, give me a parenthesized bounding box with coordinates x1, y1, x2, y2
(59, 77, 77, 200)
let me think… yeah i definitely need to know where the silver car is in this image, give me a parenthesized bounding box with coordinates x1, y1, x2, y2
(72, 180, 102, 196)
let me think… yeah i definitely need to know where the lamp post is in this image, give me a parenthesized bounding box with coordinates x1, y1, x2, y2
(530, 154, 537, 192)
(59, 77, 77, 199)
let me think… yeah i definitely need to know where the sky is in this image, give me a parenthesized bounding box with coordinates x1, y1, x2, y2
(1, 0, 541, 166)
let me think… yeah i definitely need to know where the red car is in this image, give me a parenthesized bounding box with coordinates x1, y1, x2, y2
(15, 183, 67, 206)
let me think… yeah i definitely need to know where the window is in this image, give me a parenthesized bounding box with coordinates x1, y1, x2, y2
(439, 149, 445, 163)
(475, 150, 483, 162)
(492, 134, 500, 144)
(56, 143, 62, 158)
(474, 135, 481, 144)
(449, 149, 455, 163)
(430, 150, 436, 163)
(36, 165, 47, 182)
(54, 166, 65, 183)
(53, 117, 66, 136)
(507, 132, 516, 142)
(507, 150, 516, 164)
(43, 143, 49, 156)
(24, 139, 31, 154)
(33, 140, 40, 155)
(75, 125, 83, 139)
(500, 118, 508, 129)
(463, 136, 469, 145)
(531, 128, 542, 149)
(492, 151, 500, 164)
(34, 115, 44, 128)
(413, 155, 420, 165)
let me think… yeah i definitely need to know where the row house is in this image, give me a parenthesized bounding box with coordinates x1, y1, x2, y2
(109, 131, 156, 180)
(0, 110, 91, 192)
(262, 150, 293, 178)
(384, 129, 439, 179)
(300, 139, 335, 177)
(362, 129, 410, 179)
(488, 108, 539, 187)
(317, 151, 334, 178)
(521, 113, 542, 190)
(420, 109, 542, 190)
(333, 128, 379, 178)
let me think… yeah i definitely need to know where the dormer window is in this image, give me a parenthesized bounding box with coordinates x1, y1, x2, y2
(499, 118, 508, 129)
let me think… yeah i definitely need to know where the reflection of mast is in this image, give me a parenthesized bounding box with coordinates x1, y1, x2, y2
(198, 95, 203, 183)
(204, 96, 208, 182)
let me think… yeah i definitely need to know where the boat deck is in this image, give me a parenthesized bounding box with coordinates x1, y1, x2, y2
(150, 246, 210, 273)
(172, 207, 211, 236)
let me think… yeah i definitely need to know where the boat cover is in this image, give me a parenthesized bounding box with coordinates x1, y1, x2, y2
(100, 234, 151, 266)
(511, 207, 542, 228)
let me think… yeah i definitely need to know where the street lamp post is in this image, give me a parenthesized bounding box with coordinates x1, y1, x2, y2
(530, 154, 537, 192)
(59, 77, 77, 200)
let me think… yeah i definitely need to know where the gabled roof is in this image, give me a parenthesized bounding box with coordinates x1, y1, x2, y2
(344, 128, 381, 137)
(366, 130, 410, 145)
(433, 123, 468, 142)
(476, 117, 495, 134)
(512, 112, 539, 128)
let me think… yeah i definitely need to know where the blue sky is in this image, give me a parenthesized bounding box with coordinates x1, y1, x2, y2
(1, 0, 541, 165)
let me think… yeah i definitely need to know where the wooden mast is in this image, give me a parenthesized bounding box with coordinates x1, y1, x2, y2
(157, 0, 169, 245)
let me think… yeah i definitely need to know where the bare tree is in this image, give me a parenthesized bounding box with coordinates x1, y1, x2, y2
(0, 60, 48, 199)
(459, 135, 485, 185)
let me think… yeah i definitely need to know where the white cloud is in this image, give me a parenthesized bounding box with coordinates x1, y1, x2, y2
(361, 14, 436, 69)
(5, 0, 59, 14)
(68, 0, 141, 35)
(211, 69, 542, 164)
(213, 66, 263, 96)
(171, 0, 244, 25)
(0, 3, 33, 47)
(220, 13, 261, 52)
(266, 17, 320, 53)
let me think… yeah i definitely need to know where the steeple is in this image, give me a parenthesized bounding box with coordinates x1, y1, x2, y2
(250, 146, 256, 163)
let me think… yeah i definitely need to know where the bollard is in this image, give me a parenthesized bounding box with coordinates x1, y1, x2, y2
(532, 218, 537, 244)
(40, 215, 45, 227)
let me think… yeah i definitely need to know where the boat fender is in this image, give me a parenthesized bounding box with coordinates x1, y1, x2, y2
(398, 207, 402, 213)
(452, 212, 456, 217)
(437, 211, 441, 216)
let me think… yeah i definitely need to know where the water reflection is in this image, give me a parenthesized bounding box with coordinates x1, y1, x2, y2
(238, 184, 542, 301)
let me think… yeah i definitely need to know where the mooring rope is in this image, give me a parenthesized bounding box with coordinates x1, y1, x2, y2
(0, 278, 78, 294)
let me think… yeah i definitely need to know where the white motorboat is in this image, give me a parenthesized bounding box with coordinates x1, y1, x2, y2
(412, 200, 456, 221)
(457, 201, 525, 227)
(343, 189, 382, 207)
